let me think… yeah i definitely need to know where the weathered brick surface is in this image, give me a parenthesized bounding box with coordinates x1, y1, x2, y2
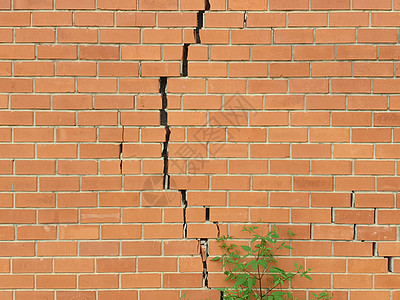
(0, 0, 400, 298)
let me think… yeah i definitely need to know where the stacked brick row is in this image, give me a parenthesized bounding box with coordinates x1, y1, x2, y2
(1, 0, 400, 299)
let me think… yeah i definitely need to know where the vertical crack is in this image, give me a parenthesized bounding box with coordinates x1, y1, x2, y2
(331, 207, 335, 223)
(195, 11, 204, 43)
(385, 256, 394, 272)
(181, 43, 190, 77)
(194, 0, 210, 44)
(159, 77, 168, 126)
(213, 221, 220, 238)
(181, 190, 188, 238)
(310, 223, 313, 239)
(205, 207, 210, 221)
(119, 143, 123, 174)
(119, 111, 125, 174)
(200, 238, 209, 287)
(244, 11, 248, 27)
(353, 224, 356, 240)
(205, 0, 210, 10)
(159, 77, 170, 189)
(351, 191, 355, 207)
(373, 242, 378, 256)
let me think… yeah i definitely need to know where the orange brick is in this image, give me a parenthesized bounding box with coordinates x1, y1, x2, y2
(32, 11, 72, 26)
(336, 177, 376, 191)
(316, 28, 356, 43)
(334, 144, 373, 159)
(15, 28, 54, 43)
(97, 258, 136, 273)
(0, 12, 30, 26)
(247, 13, 285, 27)
(14, 0, 52, 9)
(53, 95, 92, 110)
(311, 0, 350, 10)
(56, 0, 94, 9)
(74, 11, 114, 26)
(57, 292, 95, 300)
(294, 45, 334, 60)
(38, 209, 78, 223)
(337, 45, 377, 60)
(312, 160, 352, 175)
(122, 241, 161, 256)
(189, 62, 227, 77)
(358, 225, 397, 241)
(58, 28, 98, 43)
(37, 45, 77, 60)
(289, 78, 329, 93)
(313, 225, 353, 240)
(275, 29, 313, 44)
(332, 112, 372, 127)
(358, 29, 398, 43)
(270, 0, 308, 10)
(102, 225, 141, 239)
(198, 29, 229, 44)
(335, 209, 375, 224)
(356, 194, 394, 208)
(333, 274, 372, 289)
(209, 78, 246, 93)
(355, 161, 395, 175)
(253, 45, 291, 60)
(37, 275, 76, 289)
(312, 62, 352, 77)
(205, 12, 244, 28)
(37, 242, 77, 256)
(80, 242, 119, 256)
(14, 128, 53, 142)
(231, 29, 271, 44)
(97, 0, 137, 10)
(79, 274, 119, 289)
(0, 275, 34, 288)
(354, 0, 392, 9)
(372, 13, 400, 27)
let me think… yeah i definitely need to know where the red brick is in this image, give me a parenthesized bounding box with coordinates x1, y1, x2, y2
(75, 12, 114, 26)
(14, 0, 53, 9)
(16, 28, 55, 43)
(32, 12, 72, 26)
(97, 0, 137, 10)
(247, 13, 285, 27)
(100, 28, 140, 44)
(270, 0, 308, 10)
(274, 29, 313, 44)
(316, 28, 356, 43)
(37, 45, 77, 60)
(253, 46, 291, 60)
(58, 29, 98, 43)
(232, 29, 271, 44)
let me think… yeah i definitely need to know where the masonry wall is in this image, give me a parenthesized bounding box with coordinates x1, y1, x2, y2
(1, 0, 400, 299)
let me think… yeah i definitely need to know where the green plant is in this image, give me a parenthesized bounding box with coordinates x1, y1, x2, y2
(212, 225, 333, 300)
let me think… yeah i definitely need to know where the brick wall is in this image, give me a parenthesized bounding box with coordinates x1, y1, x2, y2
(1, 0, 400, 299)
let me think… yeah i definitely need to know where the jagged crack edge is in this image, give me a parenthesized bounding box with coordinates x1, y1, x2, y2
(181, 43, 189, 77)
(385, 256, 394, 272)
(200, 238, 209, 288)
(205, 0, 211, 10)
(205, 207, 210, 221)
(181, 190, 188, 238)
(214, 221, 220, 238)
(159, 77, 170, 189)
(195, 11, 204, 44)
